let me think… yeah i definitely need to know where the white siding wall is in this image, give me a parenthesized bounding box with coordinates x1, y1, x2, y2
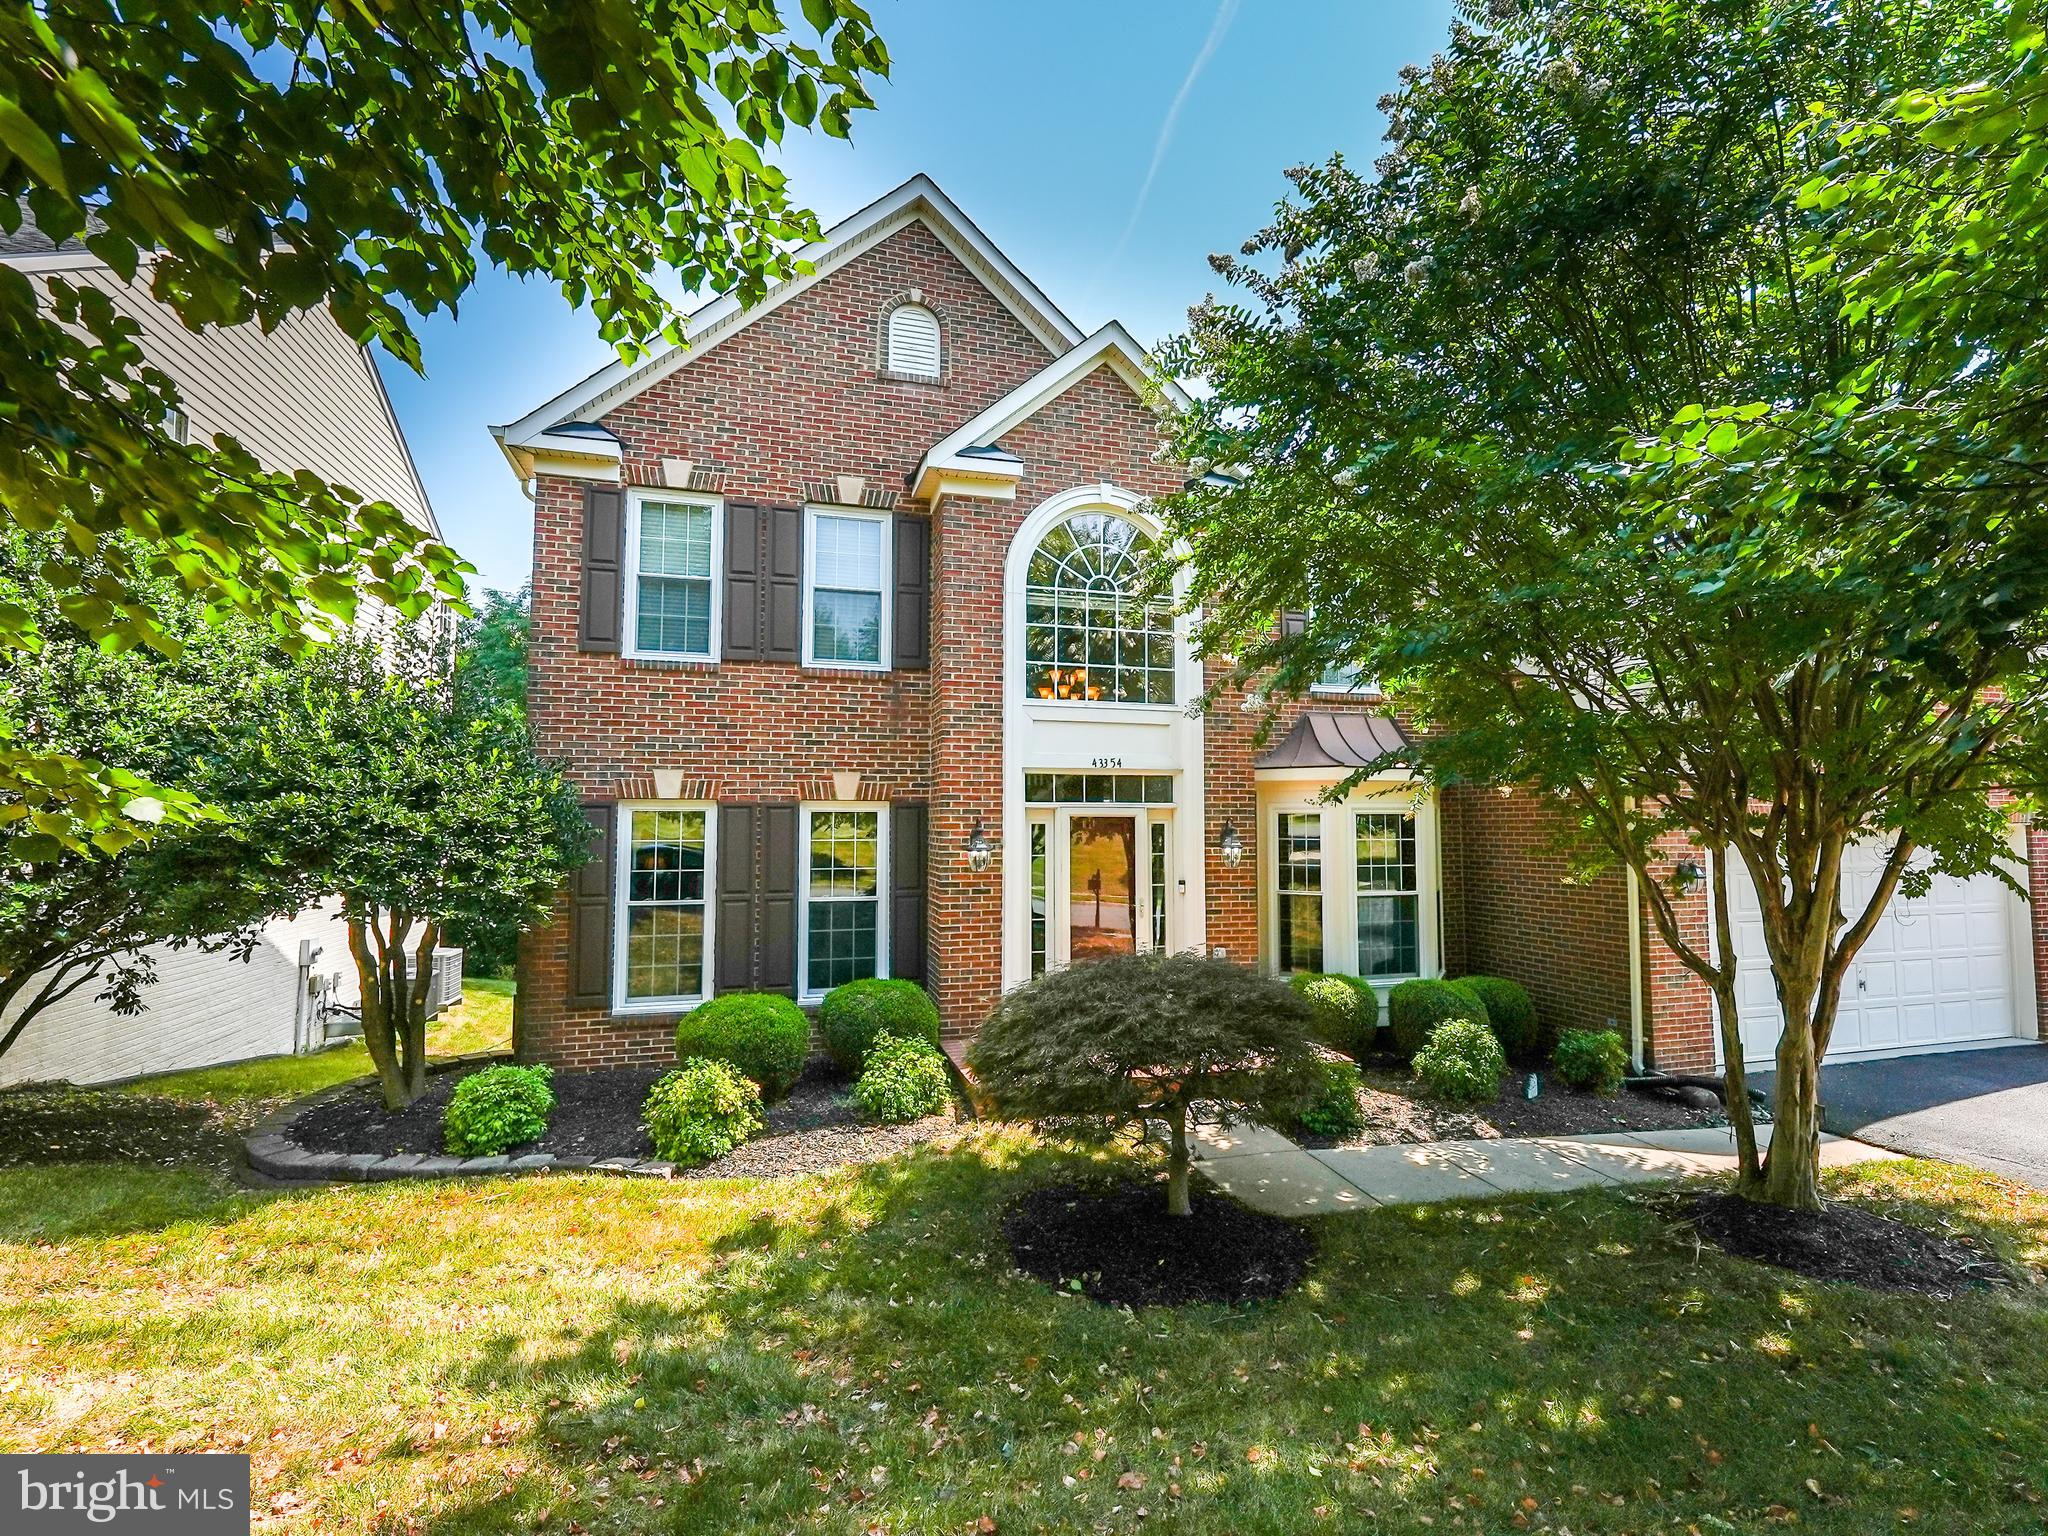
(0, 901, 361, 1087)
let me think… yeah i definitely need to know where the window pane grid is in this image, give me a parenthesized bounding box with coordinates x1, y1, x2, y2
(1022, 514, 1175, 705)
(624, 809, 707, 1001)
(1022, 772, 1172, 805)
(807, 900, 878, 990)
(1355, 813, 1420, 978)
(1149, 820, 1167, 951)
(637, 574, 711, 655)
(1276, 812, 1323, 973)
(807, 811, 880, 898)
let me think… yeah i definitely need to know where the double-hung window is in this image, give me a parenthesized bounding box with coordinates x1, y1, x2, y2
(805, 508, 891, 667)
(618, 807, 712, 1007)
(801, 807, 887, 995)
(1275, 811, 1324, 973)
(628, 494, 718, 660)
(1355, 812, 1420, 978)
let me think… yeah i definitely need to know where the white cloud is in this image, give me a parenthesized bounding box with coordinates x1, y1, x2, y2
(1103, 0, 1242, 270)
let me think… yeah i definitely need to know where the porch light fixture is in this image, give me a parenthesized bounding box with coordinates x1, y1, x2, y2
(1218, 822, 1246, 869)
(963, 818, 997, 873)
(1672, 858, 1704, 894)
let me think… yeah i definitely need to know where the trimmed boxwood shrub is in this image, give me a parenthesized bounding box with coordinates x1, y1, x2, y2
(1293, 1053, 1365, 1138)
(1287, 972, 1372, 1057)
(643, 1058, 764, 1166)
(673, 992, 809, 1102)
(442, 1064, 554, 1156)
(1457, 975, 1541, 1063)
(1554, 1028, 1630, 1096)
(818, 978, 942, 1072)
(852, 1035, 953, 1124)
(1388, 977, 1490, 1059)
(1412, 1018, 1505, 1104)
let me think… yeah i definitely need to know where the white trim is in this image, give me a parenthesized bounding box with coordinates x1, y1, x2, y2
(801, 504, 893, 671)
(492, 175, 1084, 464)
(1255, 781, 1442, 988)
(611, 800, 717, 1015)
(622, 488, 724, 664)
(1000, 483, 1208, 989)
(914, 323, 1191, 501)
(795, 802, 891, 1003)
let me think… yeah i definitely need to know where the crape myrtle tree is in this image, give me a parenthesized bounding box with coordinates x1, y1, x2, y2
(0, 0, 889, 858)
(967, 952, 1324, 1218)
(1152, 0, 2048, 1210)
(214, 628, 588, 1109)
(0, 533, 292, 1063)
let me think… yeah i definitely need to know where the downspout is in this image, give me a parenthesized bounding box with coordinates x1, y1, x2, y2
(1624, 862, 1647, 1070)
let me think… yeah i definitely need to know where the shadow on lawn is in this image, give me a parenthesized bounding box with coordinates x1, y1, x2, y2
(396, 1144, 2048, 1536)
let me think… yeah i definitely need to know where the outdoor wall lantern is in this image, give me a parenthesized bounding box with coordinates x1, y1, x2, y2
(1218, 822, 1246, 869)
(964, 818, 997, 873)
(1672, 858, 1705, 894)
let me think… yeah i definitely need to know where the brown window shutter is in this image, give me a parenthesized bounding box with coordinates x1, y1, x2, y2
(723, 502, 762, 661)
(758, 803, 799, 994)
(764, 506, 803, 662)
(715, 804, 757, 991)
(580, 486, 626, 652)
(889, 802, 928, 983)
(892, 514, 930, 670)
(567, 803, 615, 1005)
(1280, 610, 1308, 639)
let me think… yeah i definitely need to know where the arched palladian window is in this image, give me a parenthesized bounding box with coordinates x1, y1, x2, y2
(1022, 512, 1175, 705)
(885, 303, 942, 378)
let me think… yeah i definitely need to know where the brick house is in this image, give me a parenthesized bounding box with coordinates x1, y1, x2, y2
(496, 175, 2046, 1075)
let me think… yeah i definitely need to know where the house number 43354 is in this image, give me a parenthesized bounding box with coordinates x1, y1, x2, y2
(1090, 757, 1123, 769)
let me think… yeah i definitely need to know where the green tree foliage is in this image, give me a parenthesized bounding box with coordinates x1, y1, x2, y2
(211, 627, 589, 1109)
(0, 0, 888, 852)
(0, 534, 294, 1063)
(1154, 0, 2042, 1210)
(454, 586, 531, 720)
(968, 952, 1323, 1218)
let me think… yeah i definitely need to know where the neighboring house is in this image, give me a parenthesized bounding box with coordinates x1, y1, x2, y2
(497, 174, 2047, 1074)
(0, 222, 443, 1087)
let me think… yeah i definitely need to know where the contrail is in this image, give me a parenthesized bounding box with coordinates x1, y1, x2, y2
(1104, 0, 1242, 270)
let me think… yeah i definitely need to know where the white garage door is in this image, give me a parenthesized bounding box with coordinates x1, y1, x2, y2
(1723, 842, 2025, 1067)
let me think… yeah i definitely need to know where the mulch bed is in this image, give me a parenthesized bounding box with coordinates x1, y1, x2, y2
(1296, 1061, 1737, 1149)
(1001, 1176, 1315, 1307)
(1688, 1191, 2018, 1297)
(288, 1057, 958, 1178)
(0, 1087, 246, 1173)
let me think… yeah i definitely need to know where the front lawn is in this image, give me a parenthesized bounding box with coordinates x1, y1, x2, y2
(2, 1127, 2044, 1533)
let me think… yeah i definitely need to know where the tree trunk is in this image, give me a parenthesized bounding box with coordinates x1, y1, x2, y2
(1164, 1099, 1193, 1217)
(403, 921, 438, 1102)
(1759, 989, 1825, 1211)
(1706, 849, 1762, 1191)
(345, 903, 423, 1111)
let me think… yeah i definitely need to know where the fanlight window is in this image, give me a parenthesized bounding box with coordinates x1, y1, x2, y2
(1023, 513, 1175, 705)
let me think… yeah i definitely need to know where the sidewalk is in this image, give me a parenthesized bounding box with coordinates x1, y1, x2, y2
(1193, 1120, 1903, 1216)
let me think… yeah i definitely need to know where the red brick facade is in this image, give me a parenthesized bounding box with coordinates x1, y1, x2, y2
(508, 185, 2043, 1073)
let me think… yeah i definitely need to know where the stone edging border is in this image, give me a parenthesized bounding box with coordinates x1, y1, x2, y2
(241, 1052, 683, 1184)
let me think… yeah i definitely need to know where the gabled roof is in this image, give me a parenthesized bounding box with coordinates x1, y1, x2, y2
(1254, 711, 1411, 772)
(912, 321, 1191, 501)
(493, 174, 1087, 473)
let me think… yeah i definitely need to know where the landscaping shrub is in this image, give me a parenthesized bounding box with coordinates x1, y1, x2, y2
(852, 1036, 953, 1124)
(442, 1064, 554, 1156)
(1388, 977, 1490, 1059)
(1293, 1053, 1365, 1138)
(818, 977, 942, 1072)
(642, 1058, 764, 1166)
(1457, 975, 1541, 1063)
(1287, 972, 1373, 1057)
(1554, 1028, 1630, 1096)
(673, 992, 809, 1102)
(1411, 1018, 1505, 1104)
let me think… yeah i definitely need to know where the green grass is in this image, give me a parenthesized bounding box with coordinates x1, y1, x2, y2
(117, 976, 515, 1106)
(1, 1131, 2044, 1534)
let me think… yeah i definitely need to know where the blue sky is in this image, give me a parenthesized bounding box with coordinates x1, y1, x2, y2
(380, 0, 1457, 597)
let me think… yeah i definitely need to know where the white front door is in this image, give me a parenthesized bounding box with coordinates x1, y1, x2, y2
(1724, 842, 2028, 1066)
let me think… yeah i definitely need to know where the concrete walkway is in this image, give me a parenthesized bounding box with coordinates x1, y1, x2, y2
(1193, 1120, 1903, 1216)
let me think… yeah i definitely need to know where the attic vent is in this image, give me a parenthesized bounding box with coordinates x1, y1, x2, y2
(886, 303, 942, 379)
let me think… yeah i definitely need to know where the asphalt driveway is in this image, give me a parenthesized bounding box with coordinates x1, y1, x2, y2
(1759, 1044, 2048, 1188)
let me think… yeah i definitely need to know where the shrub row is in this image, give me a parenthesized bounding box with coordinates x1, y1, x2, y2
(1387, 975, 1541, 1064)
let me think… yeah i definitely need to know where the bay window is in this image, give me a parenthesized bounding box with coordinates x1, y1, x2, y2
(1355, 812, 1420, 978)
(1275, 811, 1324, 973)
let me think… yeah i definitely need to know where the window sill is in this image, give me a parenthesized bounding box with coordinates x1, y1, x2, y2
(802, 661, 891, 677)
(1024, 699, 1183, 725)
(623, 654, 718, 672)
(611, 997, 706, 1018)
(877, 368, 945, 387)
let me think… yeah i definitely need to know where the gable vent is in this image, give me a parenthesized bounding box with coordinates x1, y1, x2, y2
(886, 304, 942, 378)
